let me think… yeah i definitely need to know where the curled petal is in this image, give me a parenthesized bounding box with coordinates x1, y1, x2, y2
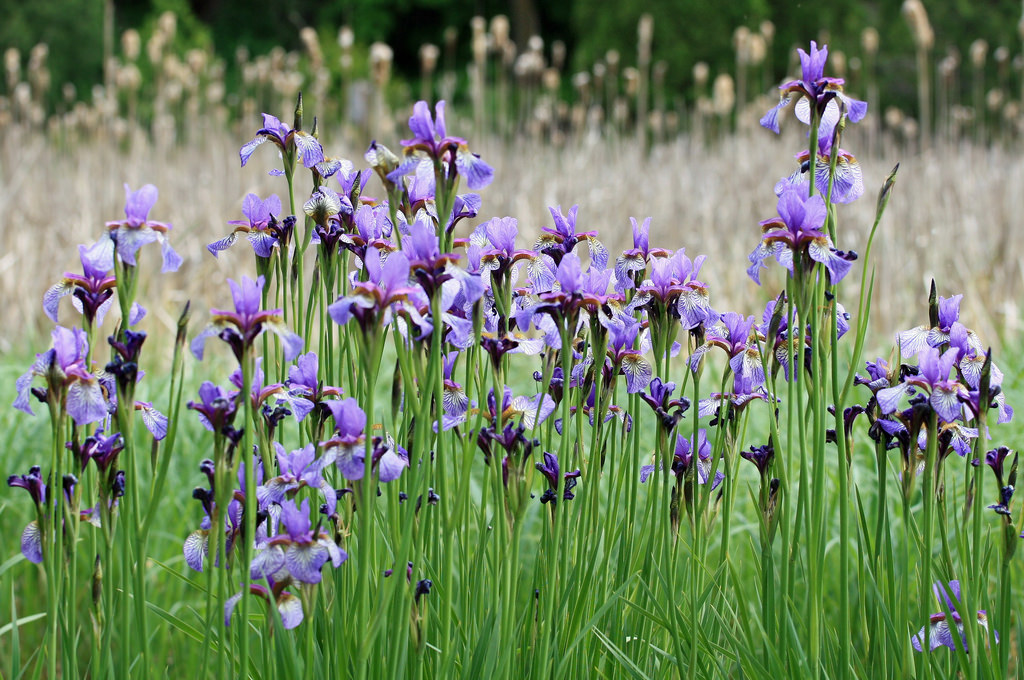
(240, 135, 269, 166)
(376, 448, 408, 482)
(264, 321, 304, 361)
(207, 233, 238, 257)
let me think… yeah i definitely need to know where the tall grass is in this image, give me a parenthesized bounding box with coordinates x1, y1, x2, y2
(1, 34, 1023, 680)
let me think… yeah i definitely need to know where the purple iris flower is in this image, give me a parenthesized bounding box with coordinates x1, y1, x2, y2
(285, 352, 343, 426)
(760, 41, 867, 136)
(877, 346, 967, 424)
(536, 451, 581, 504)
(614, 216, 671, 292)
(187, 381, 237, 433)
(690, 312, 765, 395)
(14, 326, 108, 426)
(240, 112, 324, 169)
(75, 427, 124, 474)
(972, 446, 1017, 516)
(388, 100, 494, 191)
(43, 242, 116, 325)
(225, 580, 304, 630)
(747, 188, 853, 286)
(320, 399, 407, 482)
(191, 275, 303, 363)
(534, 205, 609, 268)
(226, 359, 313, 424)
(329, 248, 417, 333)
(855, 357, 894, 394)
(604, 316, 653, 394)
(774, 133, 865, 205)
(628, 250, 717, 330)
(253, 498, 346, 585)
(898, 295, 966, 357)
(208, 193, 284, 258)
(337, 163, 373, 201)
(257, 443, 336, 515)
(912, 580, 998, 652)
(8, 467, 46, 563)
(640, 428, 724, 490)
(741, 442, 775, 478)
(101, 184, 182, 272)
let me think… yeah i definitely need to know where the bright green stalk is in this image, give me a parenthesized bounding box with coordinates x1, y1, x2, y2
(919, 411, 939, 667)
(238, 347, 256, 678)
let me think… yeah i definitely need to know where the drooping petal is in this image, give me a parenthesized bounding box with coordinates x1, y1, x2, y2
(21, 521, 43, 564)
(265, 321, 304, 361)
(240, 135, 269, 166)
(66, 379, 110, 426)
(183, 529, 209, 572)
(376, 448, 408, 482)
(275, 591, 304, 629)
(284, 543, 329, 584)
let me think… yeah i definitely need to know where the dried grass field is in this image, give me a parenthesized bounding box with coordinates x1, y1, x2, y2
(0, 119, 1021, 358)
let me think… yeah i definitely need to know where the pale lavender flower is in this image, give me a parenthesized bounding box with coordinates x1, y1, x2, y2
(101, 184, 182, 271)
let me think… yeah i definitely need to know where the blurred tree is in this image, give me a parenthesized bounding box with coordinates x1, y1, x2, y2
(0, 0, 104, 105)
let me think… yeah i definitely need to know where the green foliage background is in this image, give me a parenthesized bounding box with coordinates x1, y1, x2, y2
(2, 0, 1023, 113)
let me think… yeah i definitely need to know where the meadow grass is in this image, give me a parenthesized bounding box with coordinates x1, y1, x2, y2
(1, 38, 1023, 680)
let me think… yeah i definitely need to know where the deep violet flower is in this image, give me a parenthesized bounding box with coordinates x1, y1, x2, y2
(101, 184, 182, 272)
(191, 275, 303, 362)
(8, 466, 46, 563)
(207, 193, 285, 258)
(640, 428, 724, 490)
(187, 381, 238, 433)
(536, 451, 581, 504)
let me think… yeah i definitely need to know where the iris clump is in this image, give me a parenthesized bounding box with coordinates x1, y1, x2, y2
(5, 39, 1022, 680)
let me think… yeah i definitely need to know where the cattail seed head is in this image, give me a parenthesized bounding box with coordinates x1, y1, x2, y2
(970, 39, 988, 68)
(120, 29, 140, 62)
(862, 27, 879, 55)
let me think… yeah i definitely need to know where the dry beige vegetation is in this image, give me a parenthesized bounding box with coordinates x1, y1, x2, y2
(0, 115, 1021, 360)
